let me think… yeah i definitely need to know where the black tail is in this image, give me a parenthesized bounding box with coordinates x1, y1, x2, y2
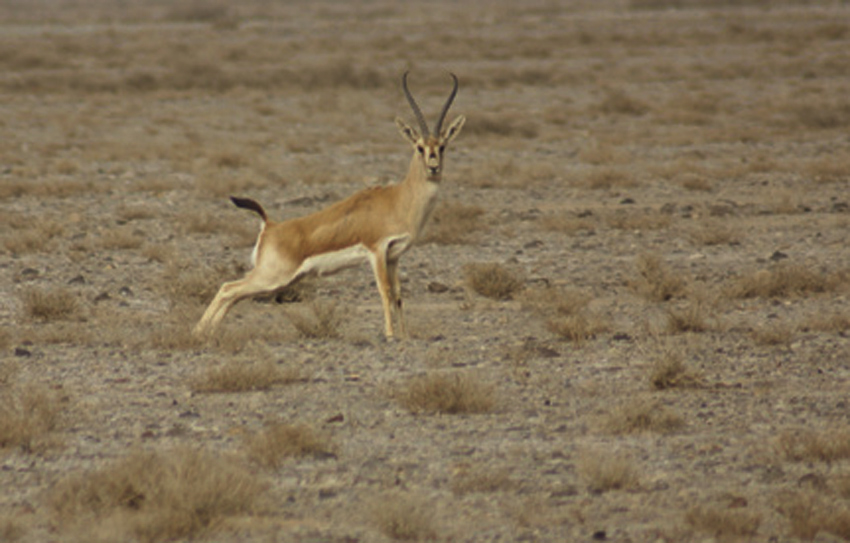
(230, 196, 267, 222)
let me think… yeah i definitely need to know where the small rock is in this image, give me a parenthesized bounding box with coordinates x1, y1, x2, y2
(769, 250, 788, 261)
(14, 347, 32, 357)
(93, 292, 111, 303)
(119, 286, 133, 297)
(620, 197, 635, 205)
(68, 275, 86, 285)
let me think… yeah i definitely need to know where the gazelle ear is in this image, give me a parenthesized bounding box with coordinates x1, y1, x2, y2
(395, 117, 420, 145)
(441, 115, 465, 143)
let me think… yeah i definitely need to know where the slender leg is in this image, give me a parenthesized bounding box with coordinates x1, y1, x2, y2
(193, 269, 292, 338)
(387, 259, 407, 339)
(368, 251, 396, 339)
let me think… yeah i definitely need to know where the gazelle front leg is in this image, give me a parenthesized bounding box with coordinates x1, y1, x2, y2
(387, 259, 407, 339)
(368, 250, 398, 340)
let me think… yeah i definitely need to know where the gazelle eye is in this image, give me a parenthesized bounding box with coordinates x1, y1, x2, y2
(439, 145, 446, 153)
(417, 145, 425, 154)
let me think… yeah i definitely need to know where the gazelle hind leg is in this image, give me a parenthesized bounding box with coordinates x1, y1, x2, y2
(193, 269, 293, 338)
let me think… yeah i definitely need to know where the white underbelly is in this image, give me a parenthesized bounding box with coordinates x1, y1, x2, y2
(294, 244, 370, 278)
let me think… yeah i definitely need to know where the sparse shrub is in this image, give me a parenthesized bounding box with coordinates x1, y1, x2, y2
(162, 262, 234, 306)
(21, 287, 81, 322)
(4, 231, 49, 254)
(397, 372, 494, 415)
(524, 286, 609, 343)
(804, 310, 850, 334)
(540, 213, 595, 234)
(546, 313, 610, 343)
(630, 253, 687, 302)
(48, 448, 265, 542)
(369, 492, 438, 541)
(665, 299, 713, 334)
(464, 262, 524, 300)
(244, 422, 333, 468)
(685, 504, 761, 538)
(450, 465, 514, 495)
(775, 489, 850, 540)
(688, 219, 741, 246)
(191, 359, 301, 393)
(678, 173, 713, 192)
(775, 427, 850, 463)
(725, 263, 848, 300)
(605, 209, 671, 231)
(596, 88, 650, 116)
(603, 398, 684, 434)
(99, 228, 144, 250)
(0, 384, 63, 453)
(286, 301, 345, 339)
(420, 201, 485, 245)
(751, 322, 794, 347)
(584, 167, 638, 189)
(578, 451, 639, 493)
(649, 350, 702, 390)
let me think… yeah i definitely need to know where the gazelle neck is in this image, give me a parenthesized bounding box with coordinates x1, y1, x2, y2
(403, 150, 440, 188)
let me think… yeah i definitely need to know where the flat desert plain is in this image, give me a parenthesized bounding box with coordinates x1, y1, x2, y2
(2, 1, 850, 541)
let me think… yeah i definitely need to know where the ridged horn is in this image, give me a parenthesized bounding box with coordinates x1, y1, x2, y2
(402, 71, 430, 138)
(434, 72, 459, 137)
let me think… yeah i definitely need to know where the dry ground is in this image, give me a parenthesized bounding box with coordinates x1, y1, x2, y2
(2, 0, 850, 541)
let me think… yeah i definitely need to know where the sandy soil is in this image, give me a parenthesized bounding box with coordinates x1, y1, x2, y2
(2, 1, 850, 541)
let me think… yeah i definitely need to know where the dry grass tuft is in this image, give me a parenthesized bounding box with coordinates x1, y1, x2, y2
(540, 213, 595, 235)
(161, 262, 235, 307)
(804, 310, 850, 334)
(0, 383, 63, 453)
(605, 209, 671, 231)
(751, 321, 795, 347)
(21, 287, 81, 322)
(286, 301, 345, 339)
(546, 312, 610, 343)
(464, 262, 524, 301)
(578, 451, 640, 493)
(685, 504, 761, 538)
(48, 447, 265, 542)
(450, 465, 514, 495)
(688, 219, 742, 246)
(420, 201, 485, 245)
(629, 253, 688, 302)
(649, 349, 703, 390)
(369, 491, 438, 541)
(665, 298, 715, 334)
(596, 88, 650, 116)
(0, 514, 25, 542)
(397, 372, 495, 415)
(524, 287, 609, 343)
(583, 168, 638, 190)
(724, 263, 849, 300)
(775, 427, 850, 464)
(776, 491, 850, 541)
(243, 422, 334, 468)
(603, 398, 685, 435)
(99, 227, 144, 250)
(191, 359, 301, 393)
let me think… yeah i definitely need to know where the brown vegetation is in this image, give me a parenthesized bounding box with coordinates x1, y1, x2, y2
(397, 372, 494, 415)
(48, 448, 266, 542)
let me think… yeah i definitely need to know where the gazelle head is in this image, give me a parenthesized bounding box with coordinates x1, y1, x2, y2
(395, 71, 466, 182)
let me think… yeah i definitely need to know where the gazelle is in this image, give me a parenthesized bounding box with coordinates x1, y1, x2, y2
(192, 72, 465, 340)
